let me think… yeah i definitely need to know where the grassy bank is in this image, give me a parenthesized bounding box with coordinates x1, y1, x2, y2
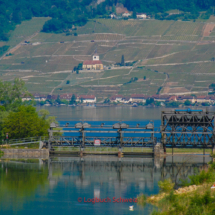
(138, 161, 215, 214)
(1, 142, 39, 149)
(166, 148, 212, 154)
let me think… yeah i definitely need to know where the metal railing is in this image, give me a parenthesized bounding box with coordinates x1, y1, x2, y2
(3, 136, 48, 146)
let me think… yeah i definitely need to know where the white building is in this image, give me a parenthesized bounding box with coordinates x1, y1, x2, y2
(129, 94, 147, 103)
(78, 95, 96, 103)
(136, 13, 147, 19)
(122, 11, 131, 17)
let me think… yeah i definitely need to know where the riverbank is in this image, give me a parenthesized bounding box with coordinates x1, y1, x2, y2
(138, 161, 215, 214)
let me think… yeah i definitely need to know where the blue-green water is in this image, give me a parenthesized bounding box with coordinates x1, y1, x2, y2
(0, 155, 211, 215)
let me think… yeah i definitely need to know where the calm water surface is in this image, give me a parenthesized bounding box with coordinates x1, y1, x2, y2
(0, 155, 211, 215)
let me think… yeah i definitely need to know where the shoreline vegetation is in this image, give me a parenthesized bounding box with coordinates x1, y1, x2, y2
(137, 160, 215, 215)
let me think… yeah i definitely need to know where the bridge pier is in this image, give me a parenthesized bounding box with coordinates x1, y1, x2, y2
(154, 143, 164, 157)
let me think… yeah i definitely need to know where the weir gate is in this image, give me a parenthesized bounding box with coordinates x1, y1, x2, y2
(48, 109, 215, 152)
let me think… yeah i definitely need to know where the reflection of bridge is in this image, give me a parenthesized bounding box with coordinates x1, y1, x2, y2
(48, 155, 212, 186)
(48, 109, 215, 150)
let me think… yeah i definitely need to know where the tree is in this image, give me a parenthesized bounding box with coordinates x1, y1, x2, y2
(144, 76, 146, 80)
(70, 94, 76, 104)
(184, 100, 191, 106)
(55, 95, 61, 104)
(133, 8, 137, 19)
(104, 98, 110, 103)
(66, 80, 70, 84)
(121, 55, 125, 66)
(145, 98, 154, 105)
(0, 78, 30, 111)
(3, 106, 49, 139)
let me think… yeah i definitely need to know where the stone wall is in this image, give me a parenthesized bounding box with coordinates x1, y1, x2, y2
(1, 149, 49, 159)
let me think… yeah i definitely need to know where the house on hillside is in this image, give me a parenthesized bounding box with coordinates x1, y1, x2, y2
(33, 94, 47, 101)
(196, 96, 206, 103)
(129, 94, 148, 103)
(77, 95, 96, 103)
(82, 53, 103, 70)
(110, 95, 130, 103)
(60, 93, 74, 101)
(136, 13, 147, 19)
(152, 95, 170, 102)
(122, 11, 131, 17)
(110, 95, 123, 103)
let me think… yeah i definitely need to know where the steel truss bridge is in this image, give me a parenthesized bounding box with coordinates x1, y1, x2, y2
(48, 109, 215, 149)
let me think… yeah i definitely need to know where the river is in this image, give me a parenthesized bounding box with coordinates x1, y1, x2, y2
(0, 155, 211, 215)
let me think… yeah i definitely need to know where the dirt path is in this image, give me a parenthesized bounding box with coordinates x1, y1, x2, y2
(146, 60, 211, 66)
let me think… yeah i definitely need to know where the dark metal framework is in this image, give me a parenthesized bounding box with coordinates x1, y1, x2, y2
(48, 109, 215, 149)
(48, 122, 156, 149)
(161, 109, 215, 147)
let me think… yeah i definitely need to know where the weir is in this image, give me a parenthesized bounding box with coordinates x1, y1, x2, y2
(47, 109, 215, 155)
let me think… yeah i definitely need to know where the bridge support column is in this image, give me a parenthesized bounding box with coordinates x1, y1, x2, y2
(118, 147, 123, 158)
(80, 147, 84, 157)
(154, 143, 164, 157)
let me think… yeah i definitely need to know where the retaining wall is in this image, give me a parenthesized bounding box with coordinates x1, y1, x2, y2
(1, 149, 49, 159)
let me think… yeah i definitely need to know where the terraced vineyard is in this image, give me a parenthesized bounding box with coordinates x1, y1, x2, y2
(1, 17, 215, 97)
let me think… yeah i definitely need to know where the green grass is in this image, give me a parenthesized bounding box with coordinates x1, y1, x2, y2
(166, 148, 212, 154)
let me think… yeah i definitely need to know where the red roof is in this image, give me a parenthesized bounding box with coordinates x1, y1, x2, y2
(60, 93, 74, 99)
(79, 95, 95, 99)
(83, 60, 102, 65)
(197, 96, 206, 99)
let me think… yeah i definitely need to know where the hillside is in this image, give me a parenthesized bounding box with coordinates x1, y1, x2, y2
(1, 17, 215, 98)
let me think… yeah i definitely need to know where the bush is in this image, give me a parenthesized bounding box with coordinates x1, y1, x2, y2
(158, 178, 175, 193)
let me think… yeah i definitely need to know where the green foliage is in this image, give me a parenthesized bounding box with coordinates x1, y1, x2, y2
(0, 78, 29, 111)
(0, 46, 9, 56)
(121, 55, 125, 66)
(184, 100, 192, 106)
(104, 98, 110, 103)
(66, 80, 70, 84)
(166, 101, 180, 107)
(145, 98, 154, 105)
(3, 105, 49, 139)
(158, 178, 175, 193)
(137, 194, 147, 207)
(70, 94, 76, 105)
(156, 87, 162, 95)
(124, 77, 138, 85)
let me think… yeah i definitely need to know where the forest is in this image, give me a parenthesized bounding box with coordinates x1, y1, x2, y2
(1, 0, 215, 41)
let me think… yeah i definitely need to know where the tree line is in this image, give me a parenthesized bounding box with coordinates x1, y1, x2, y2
(1, 0, 215, 41)
(0, 79, 57, 142)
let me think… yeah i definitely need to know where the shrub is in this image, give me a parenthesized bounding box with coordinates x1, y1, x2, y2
(158, 178, 175, 193)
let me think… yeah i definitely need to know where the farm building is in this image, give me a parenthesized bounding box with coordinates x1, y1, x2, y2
(82, 54, 103, 70)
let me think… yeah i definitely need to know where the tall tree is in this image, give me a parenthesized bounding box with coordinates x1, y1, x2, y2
(0, 78, 30, 111)
(70, 94, 76, 104)
(121, 55, 125, 66)
(3, 106, 49, 139)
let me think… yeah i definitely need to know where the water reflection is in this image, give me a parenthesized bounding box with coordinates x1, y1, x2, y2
(0, 155, 212, 215)
(0, 160, 48, 211)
